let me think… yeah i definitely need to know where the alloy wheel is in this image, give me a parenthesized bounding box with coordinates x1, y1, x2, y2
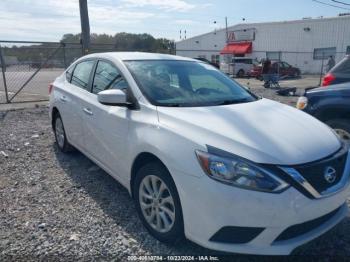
(139, 175, 176, 233)
(55, 117, 65, 149)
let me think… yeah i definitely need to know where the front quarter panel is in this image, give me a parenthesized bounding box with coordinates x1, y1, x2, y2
(127, 105, 205, 182)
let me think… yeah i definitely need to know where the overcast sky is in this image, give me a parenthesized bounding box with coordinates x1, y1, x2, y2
(0, 0, 346, 42)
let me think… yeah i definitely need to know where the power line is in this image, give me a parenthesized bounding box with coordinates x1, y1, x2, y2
(331, 0, 350, 5)
(312, 0, 350, 10)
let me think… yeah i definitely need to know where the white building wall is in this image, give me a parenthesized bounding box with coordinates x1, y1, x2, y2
(176, 16, 350, 74)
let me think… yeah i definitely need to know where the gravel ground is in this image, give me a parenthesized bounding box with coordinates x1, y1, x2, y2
(0, 106, 350, 261)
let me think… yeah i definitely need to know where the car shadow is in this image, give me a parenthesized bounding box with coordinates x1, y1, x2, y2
(53, 143, 349, 259)
(53, 145, 227, 256)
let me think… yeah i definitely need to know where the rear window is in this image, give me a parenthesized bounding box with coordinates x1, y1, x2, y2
(331, 56, 350, 75)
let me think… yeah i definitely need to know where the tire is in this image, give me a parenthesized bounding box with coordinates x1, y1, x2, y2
(326, 119, 350, 145)
(53, 113, 74, 153)
(133, 161, 184, 243)
(237, 69, 245, 78)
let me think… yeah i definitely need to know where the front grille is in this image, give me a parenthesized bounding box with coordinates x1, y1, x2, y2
(274, 206, 342, 242)
(294, 149, 348, 194)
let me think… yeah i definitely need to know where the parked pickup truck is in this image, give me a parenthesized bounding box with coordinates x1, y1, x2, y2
(297, 83, 350, 145)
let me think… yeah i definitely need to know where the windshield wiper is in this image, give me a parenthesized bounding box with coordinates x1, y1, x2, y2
(161, 103, 183, 107)
(216, 98, 251, 106)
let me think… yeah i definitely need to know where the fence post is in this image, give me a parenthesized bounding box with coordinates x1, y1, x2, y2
(0, 44, 9, 103)
(62, 42, 67, 68)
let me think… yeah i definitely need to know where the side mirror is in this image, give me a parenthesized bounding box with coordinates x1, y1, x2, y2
(98, 89, 128, 106)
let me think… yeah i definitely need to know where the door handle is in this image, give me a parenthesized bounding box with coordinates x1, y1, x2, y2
(83, 108, 93, 116)
(60, 96, 67, 103)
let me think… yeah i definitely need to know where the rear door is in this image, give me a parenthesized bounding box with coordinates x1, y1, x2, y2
(80, 59, 130, 180)
(58, 59, 96, 149)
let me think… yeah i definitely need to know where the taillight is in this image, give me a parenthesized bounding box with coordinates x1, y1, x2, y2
(322, 73, 336, 87)
(49, 83, 54, 94)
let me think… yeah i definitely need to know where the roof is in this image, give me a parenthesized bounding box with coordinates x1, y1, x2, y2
(83, 52, 196, 61)
(176, 15, 350, 43)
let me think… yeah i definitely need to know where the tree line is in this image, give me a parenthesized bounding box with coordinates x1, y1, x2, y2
(1, 33, 176, 67)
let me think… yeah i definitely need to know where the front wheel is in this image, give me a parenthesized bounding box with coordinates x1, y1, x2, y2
(134, 162, 184, 243)
(326, 119, 350, 146)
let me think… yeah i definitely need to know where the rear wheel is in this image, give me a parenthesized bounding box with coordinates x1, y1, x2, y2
(326, 119, 350, 146)
(53, 113, 74, 153)
(134, 162, 184, 243)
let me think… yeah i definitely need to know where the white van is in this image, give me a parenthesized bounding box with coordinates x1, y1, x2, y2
(220, 56, 256, 77)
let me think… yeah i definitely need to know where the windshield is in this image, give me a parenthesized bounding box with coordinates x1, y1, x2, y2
(125, 60, 257, 107)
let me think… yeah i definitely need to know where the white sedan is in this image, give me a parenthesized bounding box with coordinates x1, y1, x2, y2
(49, 52, 350, 255)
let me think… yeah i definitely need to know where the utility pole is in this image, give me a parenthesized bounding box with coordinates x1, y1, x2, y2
(79, 0, 90, 55)
(225, 17, 228, 43)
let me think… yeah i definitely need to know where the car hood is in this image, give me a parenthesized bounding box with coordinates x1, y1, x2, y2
(156, 99, 341, 165)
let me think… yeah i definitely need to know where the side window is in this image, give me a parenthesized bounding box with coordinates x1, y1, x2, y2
(92, 61, 127, 94)
(71, 60, 95, 90)
(65, 65, 74, 82)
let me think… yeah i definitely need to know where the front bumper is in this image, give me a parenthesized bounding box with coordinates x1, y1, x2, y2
(171, 167, 350, 255)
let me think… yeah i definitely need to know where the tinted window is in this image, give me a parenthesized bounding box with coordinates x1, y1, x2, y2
(92, 61, 127, 94)
(65, 65, 74, 82)
(125, 60, 256, 107)
(331, 56, 350, 75)
(71, 60, 95, 90)
(234, 59, 252, 64)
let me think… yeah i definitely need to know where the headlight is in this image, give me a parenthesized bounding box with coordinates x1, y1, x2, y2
(296, 96, 308, 110)
(196, 150, 289, 193)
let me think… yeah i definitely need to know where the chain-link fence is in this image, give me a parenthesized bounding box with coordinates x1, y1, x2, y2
(0, 41, 78, 103)
(0, 40, 175, 104)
